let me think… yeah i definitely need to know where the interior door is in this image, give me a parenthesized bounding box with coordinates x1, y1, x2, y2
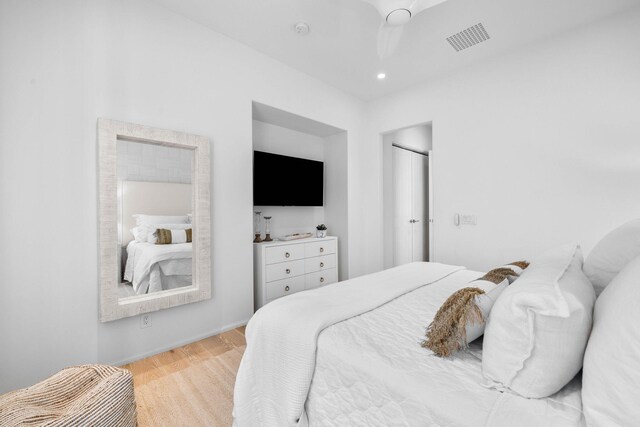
(393, 146, 429, 266)
(411, 151, 429, 262)
(393, 147, 413, 266)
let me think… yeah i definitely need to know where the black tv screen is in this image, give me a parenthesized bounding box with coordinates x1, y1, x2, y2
(253, 151, 324, 206)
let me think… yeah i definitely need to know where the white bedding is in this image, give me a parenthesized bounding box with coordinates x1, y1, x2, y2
(123, 241, 192, 294)
(306, 268, 585, 427)
(233, 262, 465, 426)
(233, 262, 585, 427)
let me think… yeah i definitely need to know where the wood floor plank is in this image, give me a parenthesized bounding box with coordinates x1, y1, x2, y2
(121, 327, 246, 427)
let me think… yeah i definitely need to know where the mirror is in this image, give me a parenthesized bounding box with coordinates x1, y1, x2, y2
(98, 119, 210, 322)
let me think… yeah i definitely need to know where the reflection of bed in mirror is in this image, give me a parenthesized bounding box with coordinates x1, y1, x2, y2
(119, 180, 193, 297)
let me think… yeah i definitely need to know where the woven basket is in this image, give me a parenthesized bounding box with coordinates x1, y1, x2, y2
(0, 365, 137, 427)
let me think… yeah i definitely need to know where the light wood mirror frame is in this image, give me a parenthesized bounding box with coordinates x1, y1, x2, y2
(98, 118, 211, 322)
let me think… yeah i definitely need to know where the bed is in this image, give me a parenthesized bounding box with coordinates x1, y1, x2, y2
(233, 262, 584, 427)
(119, 180, 193, 295)
(123, 241, 192, 295)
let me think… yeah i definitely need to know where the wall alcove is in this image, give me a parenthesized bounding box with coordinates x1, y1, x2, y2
(251, 102, 349, 281)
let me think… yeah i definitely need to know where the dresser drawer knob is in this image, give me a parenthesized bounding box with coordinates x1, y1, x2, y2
(285, 252, 290, 258)
(285, 285, 290, 292)
(320, 262, 324, 268)
(286, 269, 291, 274)
(320, 247, 324, 253)
(320, 277, 325, 283)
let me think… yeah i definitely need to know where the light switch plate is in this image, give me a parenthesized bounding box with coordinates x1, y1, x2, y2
(460, 214, 477, 225)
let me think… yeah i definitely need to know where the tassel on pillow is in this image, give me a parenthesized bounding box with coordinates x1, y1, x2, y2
(422, 287, 487, 357)
(422, 266, 522, 357)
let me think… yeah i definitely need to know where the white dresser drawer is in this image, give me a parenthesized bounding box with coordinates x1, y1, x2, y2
(265, 259, 305, 282)
(304, 254, 336, 274)
(265, 244, 305, 265)
(304, 240, 337, 258)
(305, 268, 338, 290)
(265, 275, 306, 300)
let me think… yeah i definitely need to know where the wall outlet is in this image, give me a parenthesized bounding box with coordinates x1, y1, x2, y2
(460, 214, 477, 225)
(140, 314, 152, 329)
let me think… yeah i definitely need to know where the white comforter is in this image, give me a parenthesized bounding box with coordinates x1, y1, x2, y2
(233, 262, 465, 427)
(233, 262, 585, 427)
(306, 268, 585, 427)
(123, 241, 192, 294)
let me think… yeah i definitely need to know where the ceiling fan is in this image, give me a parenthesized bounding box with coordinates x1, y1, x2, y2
(361, 0, 449, 59)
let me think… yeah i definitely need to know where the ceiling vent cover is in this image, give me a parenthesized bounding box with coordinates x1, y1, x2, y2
(446, 23, 490, 52)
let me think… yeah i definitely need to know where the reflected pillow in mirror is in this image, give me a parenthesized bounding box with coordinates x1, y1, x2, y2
(130, 227, 145, 242)
(156, 228, 192, 245)
(144, 223, 192, 243)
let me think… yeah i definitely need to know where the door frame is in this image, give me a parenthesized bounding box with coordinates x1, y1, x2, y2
(380, 122, 434, 266)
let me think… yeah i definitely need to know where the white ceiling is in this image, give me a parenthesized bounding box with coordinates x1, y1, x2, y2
(152, 0, 638, 101)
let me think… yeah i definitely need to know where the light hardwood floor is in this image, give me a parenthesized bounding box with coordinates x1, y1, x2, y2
(121, 327, 246, 427)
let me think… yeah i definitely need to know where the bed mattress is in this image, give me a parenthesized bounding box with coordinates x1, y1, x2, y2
(305, 269, 585, 427)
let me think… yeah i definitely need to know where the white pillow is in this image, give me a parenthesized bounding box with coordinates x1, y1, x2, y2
(133, 214, 189, 226)
(482, 244, 595, 398)
(130, 227, 144, 242)
(583, 255, 640, 426)
(583, 219, 640, 295)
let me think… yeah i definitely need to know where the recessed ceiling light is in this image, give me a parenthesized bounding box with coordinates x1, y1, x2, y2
(294, 22, 310, 35)
(377, 73, 386, 80)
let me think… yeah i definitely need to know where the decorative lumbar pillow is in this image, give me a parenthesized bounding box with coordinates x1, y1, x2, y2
(143, 223, 192, 243)
(478, 267, 519, 284)
(422, 273, 509, 357)
(482, 244, 596, 398)
(497, 261, 529, 282)
(156, 228, 192, 245)
(583, 255, 640, 426)
(583, 218, 640, 295)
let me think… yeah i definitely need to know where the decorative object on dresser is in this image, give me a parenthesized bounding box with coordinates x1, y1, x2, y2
(253, 236, 339, 310)
(316, 223, 328, 238)
(253, 211, 263, 243)
(264, 216, 273, 242)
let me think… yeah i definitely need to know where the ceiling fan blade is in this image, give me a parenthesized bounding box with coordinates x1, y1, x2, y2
(377, 22, 404, 60)
(409, 0, 448, 16)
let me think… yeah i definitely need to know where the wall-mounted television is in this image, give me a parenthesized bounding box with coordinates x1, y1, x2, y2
(253, 151, 324, 206)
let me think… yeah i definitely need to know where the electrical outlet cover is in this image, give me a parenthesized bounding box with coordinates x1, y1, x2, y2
(140, 314, 152, 329)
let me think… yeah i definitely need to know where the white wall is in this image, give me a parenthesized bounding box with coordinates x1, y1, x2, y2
(0, 0, 369, 392)
(323, 133, 349, 280)
(370, 7, 640, 271)
(252, 120, 325, 238)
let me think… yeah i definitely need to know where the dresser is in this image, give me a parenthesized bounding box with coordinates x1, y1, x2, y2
(253, 236, 339, 310)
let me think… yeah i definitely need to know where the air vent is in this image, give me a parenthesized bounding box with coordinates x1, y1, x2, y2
(446, 23, 490, 52)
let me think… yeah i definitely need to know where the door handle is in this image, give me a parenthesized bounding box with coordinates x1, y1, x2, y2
(413, 219, 420, 223)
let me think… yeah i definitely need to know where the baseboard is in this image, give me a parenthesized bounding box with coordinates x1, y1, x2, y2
(107, 318, 251, 367)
